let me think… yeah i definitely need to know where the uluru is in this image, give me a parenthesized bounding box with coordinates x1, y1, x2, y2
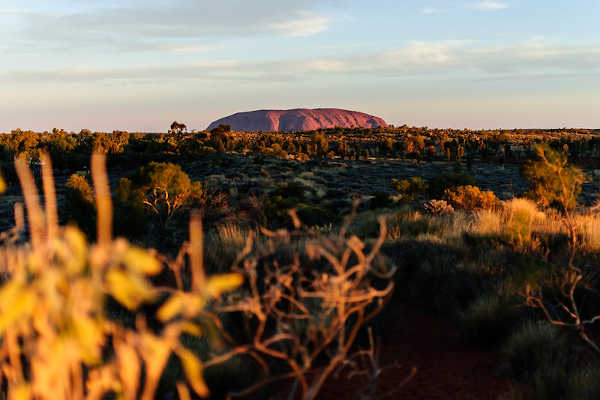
(207, 108, 388, 132)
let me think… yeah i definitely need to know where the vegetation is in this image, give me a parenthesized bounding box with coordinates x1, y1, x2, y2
(1, 126, 600, 398)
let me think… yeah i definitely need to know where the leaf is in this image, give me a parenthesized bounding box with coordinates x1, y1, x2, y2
(205, 274, 243, 298)
(63, 226, 88, 274)
(176, 346, 209, 398)
(0, 174, 5, 195)
(156, 293, 185, 322)
(0, 281, 36, 335)
(122, 247, 161, 275)
(106, 270, 155, 310)
(157, 293, 204, 322)
(72, 316, 104, 364)
(10, 384, 31, 400)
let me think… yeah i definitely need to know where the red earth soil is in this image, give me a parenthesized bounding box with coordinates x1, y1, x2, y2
(306, 311, 515, 399)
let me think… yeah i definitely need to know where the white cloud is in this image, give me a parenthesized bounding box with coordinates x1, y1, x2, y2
(471, 1, 510, 10)
(269, 14, 329, 37)
(422, 7, 446, 14)
(4, 38, 600, 84)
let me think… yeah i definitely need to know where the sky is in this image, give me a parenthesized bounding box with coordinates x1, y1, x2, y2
(1, 0, 599, 132)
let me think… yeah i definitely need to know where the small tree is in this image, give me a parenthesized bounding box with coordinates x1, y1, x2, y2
(523, 144, 584, 212)
(117, 162, 202, 227)
(65, 174, 96, 238)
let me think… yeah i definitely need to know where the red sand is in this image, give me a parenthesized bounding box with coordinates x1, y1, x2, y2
(279, 311, 515, 399)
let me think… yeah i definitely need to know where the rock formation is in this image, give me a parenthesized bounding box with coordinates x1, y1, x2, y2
(207, 108, 388, 132)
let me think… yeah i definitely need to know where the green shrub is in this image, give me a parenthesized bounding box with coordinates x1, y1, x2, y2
(370, 192, 394, 209)
(427, 172, 474, 199)
(64, 174, 96, 237)
(459, 294, 519, 346)
(567, 364, 600, 399)
(444, 185, 499, 211)
(523, 144, 584, 211)
(116, 162, 202, 227)
(392, 177, 427, 203)
(503, 321, 567, 381)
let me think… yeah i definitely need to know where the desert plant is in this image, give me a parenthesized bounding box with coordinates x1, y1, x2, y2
(116, 162, 203, 227)
(459, 294, 520, 346)
(392, 177, 427, 203)
(503, 321, 567, 380)
(523, 144, 584, 212)
(423, 199, 454, 215)
(444, 185, 499, 211)
(214, 212, 400, 400)
(427, 171, 474, 199)
(64, 173, 96, 237)
(0, 155, 243, 400)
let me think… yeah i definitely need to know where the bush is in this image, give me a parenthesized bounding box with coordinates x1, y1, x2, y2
(370, 192, 394, 209)
(444, 185, 499, 211)
(459, 294, 519, 346)
(427, 171, 475, 199)
(116, 162, 202, 227)
(392, 177, 427, 203)
(523, 144, 584, 211)
(503, 321, 567, 381)
(423, 199, 454, 215)
(65, 174, 96, 237)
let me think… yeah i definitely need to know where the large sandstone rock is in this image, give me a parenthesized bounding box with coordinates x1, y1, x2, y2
(207, 108, 388, 132)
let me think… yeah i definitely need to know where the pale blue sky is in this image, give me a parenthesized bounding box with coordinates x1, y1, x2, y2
(1, 1, 599, 131)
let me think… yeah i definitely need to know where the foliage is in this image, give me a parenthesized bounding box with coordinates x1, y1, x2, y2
(65, 174, 96, 237)
(427, 171, 474, 199)
(0, 155, 243, 400)
(503, 321, 567, 381)
(523, 144, 584, 211)
(459, 294, 519, 346)
(117, 162, 203, 226)
(422, 199, 454, 215)
(392, 177, 427, 203)
(444, 185, 499, 211)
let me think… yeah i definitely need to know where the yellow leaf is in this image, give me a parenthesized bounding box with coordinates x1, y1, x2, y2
(0, 173, 5, 195)
(156, 293, 185, 322)
(0, 282, 36, 335)
(72, 316, 104, 364)
(176, 347, 209, 398)
(181, 322, 204, 337)
(106, 270, 155, 310)
(122, 247, 161, 275)
(205, 274, 243, 298)
(9, 384, 31, 400)
(63, 226, 88, 274)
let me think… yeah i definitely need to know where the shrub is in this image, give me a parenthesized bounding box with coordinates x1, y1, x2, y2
(503, 321, 567, 381)
(1, 156, 243, 400)
(371, 192, 394, 209)
(444, 185, 499, 211)
(423, 199, 454, 215)
(523, 144, 584, 211)
(427, 171, 474, 199)
(392, 177, 427, 203)
(116, 162, 203, 227)
(65, 174, 96, 237)
(459, 294, 519, 346)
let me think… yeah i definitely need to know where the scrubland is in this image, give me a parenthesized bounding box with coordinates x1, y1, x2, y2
(1, 126, 600, 399)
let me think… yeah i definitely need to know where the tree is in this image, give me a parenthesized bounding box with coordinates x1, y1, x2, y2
(523, 144, 584, 212)
(170, 121, 187, 134)
(116, 162, 202, 227)
(65, 174, 96, 238)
